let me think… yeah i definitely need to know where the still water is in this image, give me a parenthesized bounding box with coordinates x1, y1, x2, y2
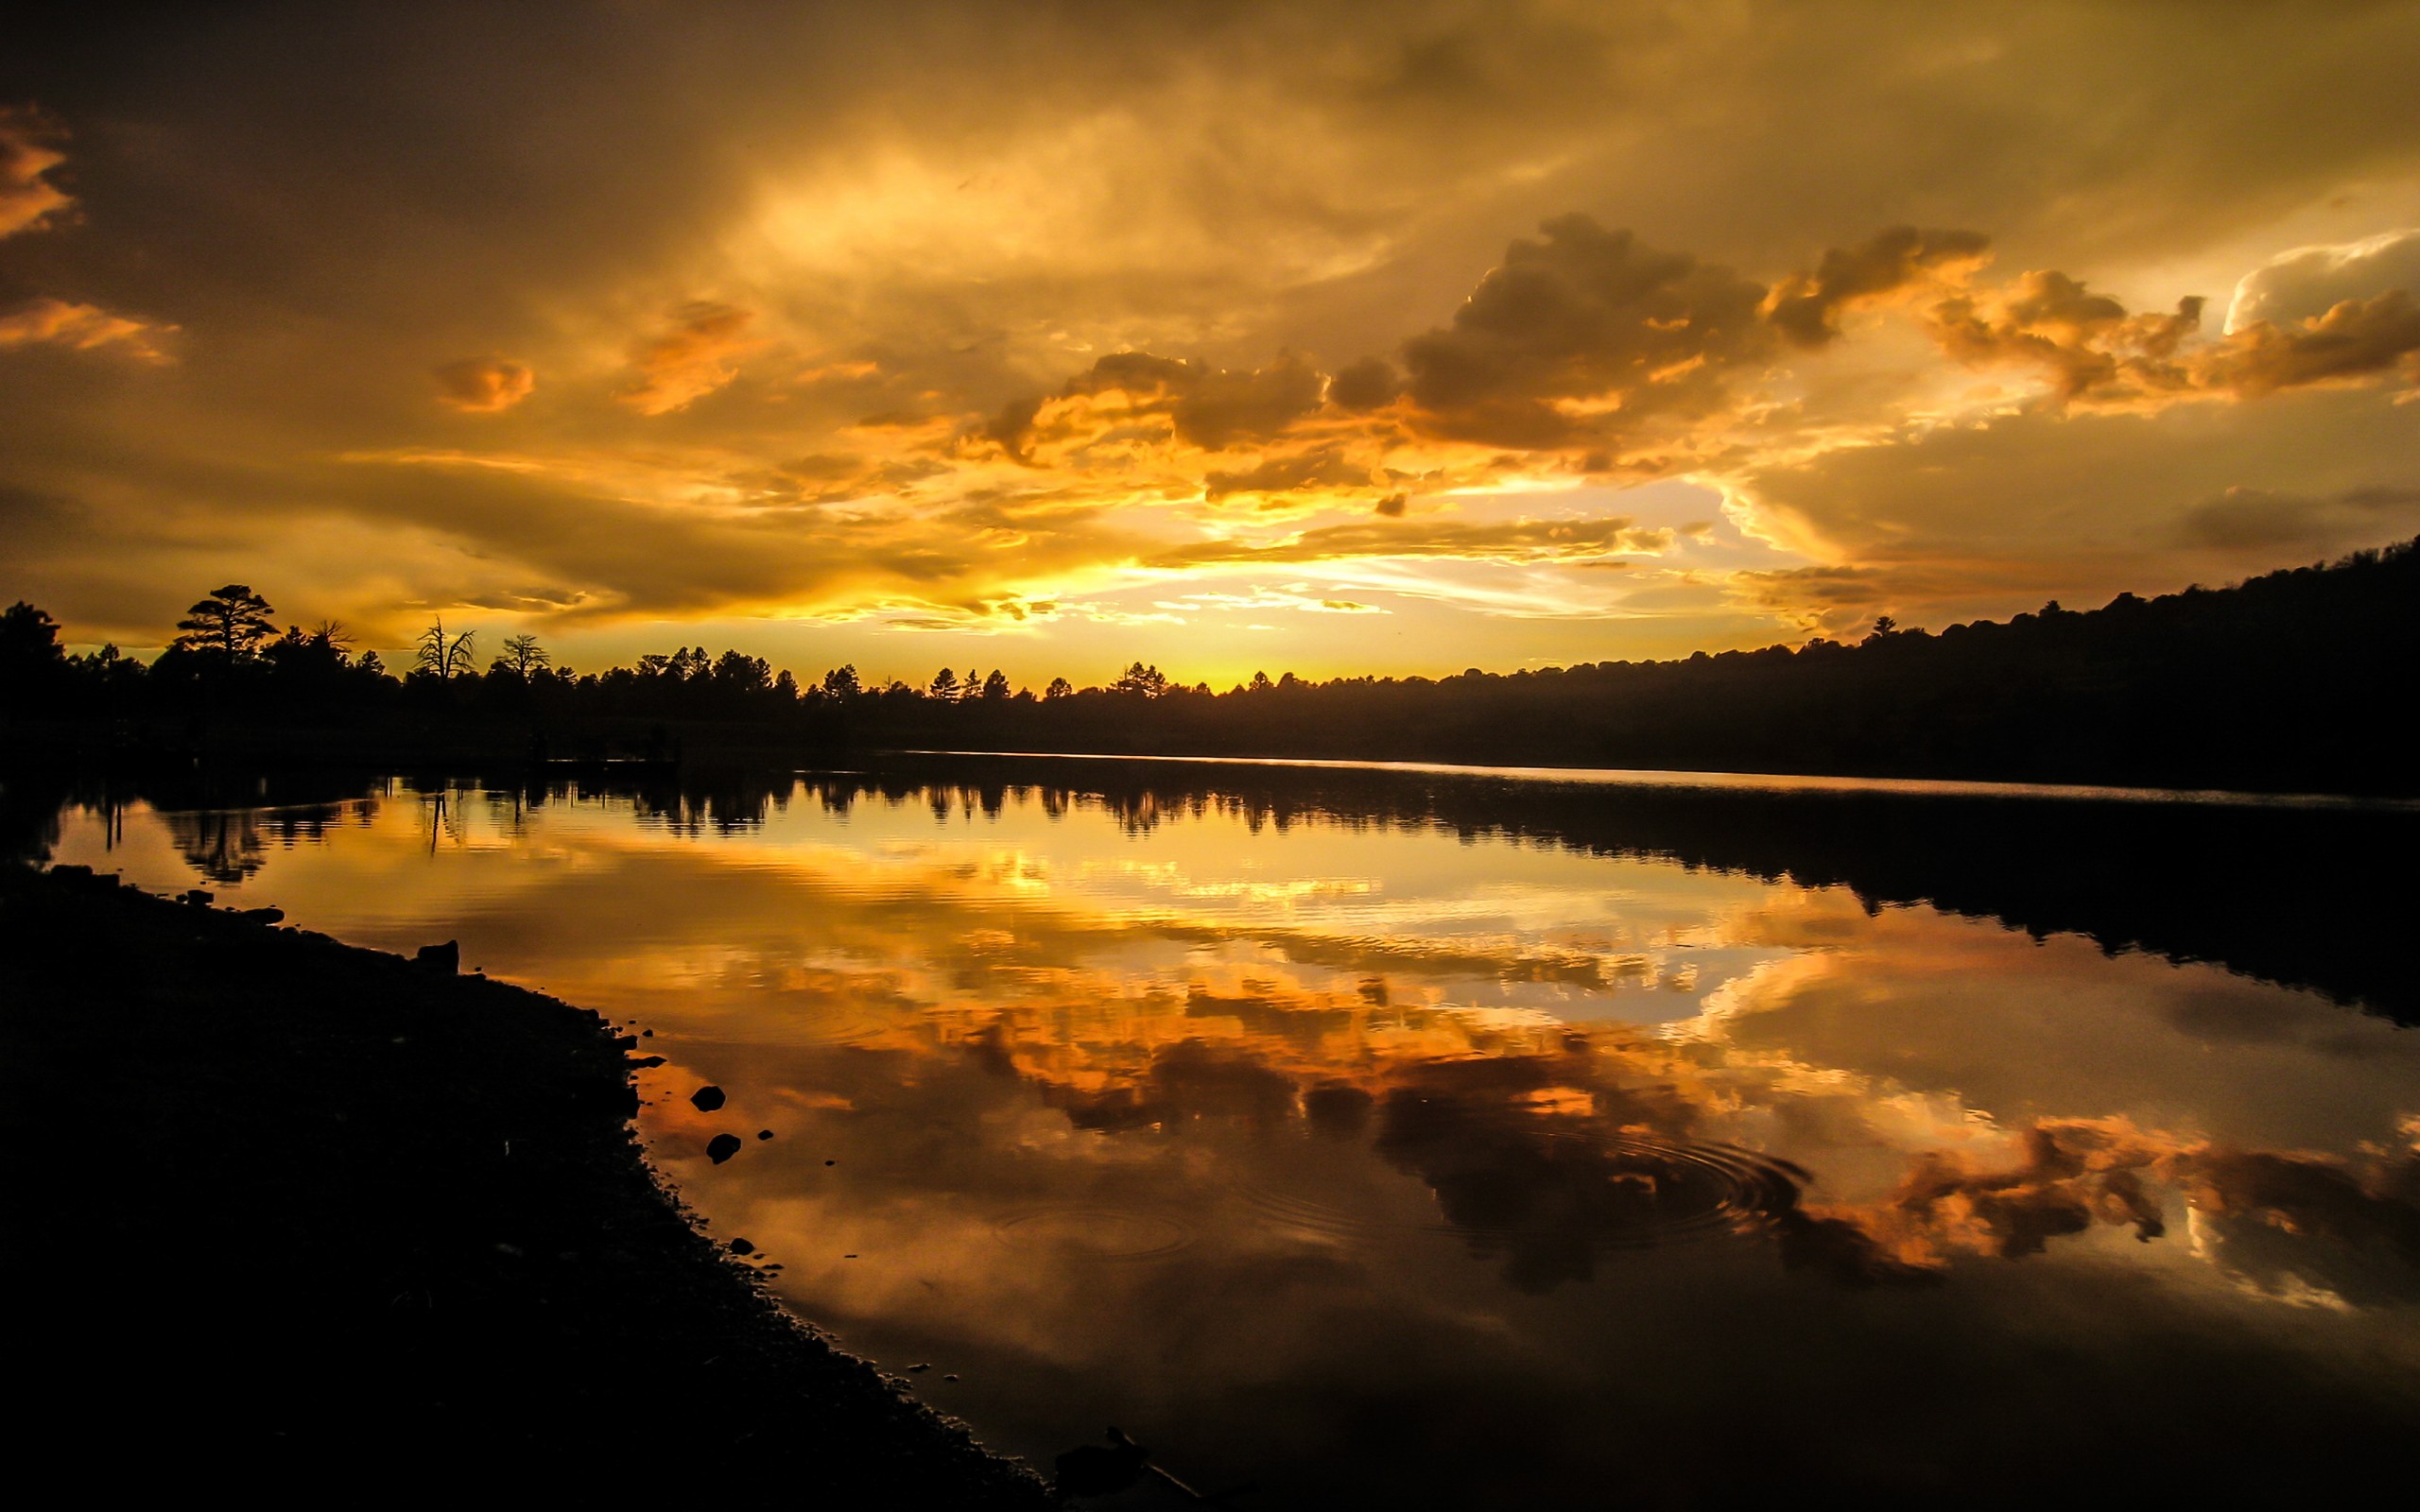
(43, 760, 2420, 1504)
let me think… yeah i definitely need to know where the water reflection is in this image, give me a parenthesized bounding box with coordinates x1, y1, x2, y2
(32, 762, 2420, 1504)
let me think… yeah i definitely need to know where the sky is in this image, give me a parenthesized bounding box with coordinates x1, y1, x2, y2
(5, 1, 2419, 687)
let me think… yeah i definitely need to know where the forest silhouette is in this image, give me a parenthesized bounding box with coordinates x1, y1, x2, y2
(8, 754, 2411, 1028)
(4, 538, 2415, 795)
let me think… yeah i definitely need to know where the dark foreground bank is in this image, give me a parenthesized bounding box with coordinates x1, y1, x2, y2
(0, 864, 1054, 1507)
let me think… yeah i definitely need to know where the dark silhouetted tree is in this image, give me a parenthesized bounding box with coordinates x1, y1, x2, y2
(172, 585, 276, 659)
(495, 633, 550, 679)
(417, 616, 476, 680)
(2, 601, 63, 666)
(1112, 662, 1169, 697)
(0, 601, 66, 703)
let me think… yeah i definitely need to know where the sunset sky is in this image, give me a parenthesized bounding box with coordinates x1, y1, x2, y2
(6, 2, 2418, 686)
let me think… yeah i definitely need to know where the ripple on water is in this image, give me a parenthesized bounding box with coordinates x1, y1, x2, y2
(1236, 1132, 1808, 1252)
(992, 1207, 1198, 1262)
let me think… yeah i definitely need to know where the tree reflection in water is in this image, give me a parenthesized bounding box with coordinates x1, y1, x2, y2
(30, 757, 2420, 1507)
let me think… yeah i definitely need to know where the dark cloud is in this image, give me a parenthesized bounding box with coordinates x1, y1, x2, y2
(1730, 562, 1898, 613)
(1761, 225, 1991, 348)
(1369, 1049, 1801, 1293)
(1204, 445, 1372, 499)
(1045, 350, 1330, 452)
(1327, 354, 1402, 410)
(2187, 1144, 2420, 1267)
(982, 395, 1045, 464)
(1044, 1037, 1304, 1133)
(431, 356, 533, 413)
(1396, 215, 1773, 449)
(1172, 353, 1327, 451)
(2199, 288, 2420, 398)
(2176, 483, 2420, 550)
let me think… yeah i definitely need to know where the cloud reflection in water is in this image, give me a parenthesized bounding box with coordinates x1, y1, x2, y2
(43, 770, 2420, 1505)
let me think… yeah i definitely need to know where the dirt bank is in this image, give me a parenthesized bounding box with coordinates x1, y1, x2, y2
(0, 863, 1054, 1507)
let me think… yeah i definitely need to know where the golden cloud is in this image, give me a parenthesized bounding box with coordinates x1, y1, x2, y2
(1926, 270, 2205, 404)
(1794, 1114, 2420, 1295)
(0, 296, 173, 362)
(1760, 225, 1993, 349)
(0, 107, 72, 239)
(618, 301, 756, 415)
(12, 1, 2420, 662)
(1154, 516, 1671, 571)
(1929, 269, 2420, 408)
(990, 350, 1332, 464)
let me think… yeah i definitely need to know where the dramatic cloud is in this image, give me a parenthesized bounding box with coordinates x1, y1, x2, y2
(432, 357, 534, 413)
(5, 2, 2420, 673)
(1395, 215, 1774, 451)
(1327, 355, 1402, 411)
(994, 350, 1330, 461)
(1929, 268, 2420, 408)
(1926, 270, 2204, 404)
(1761, 225, 1992, 349)
(1203, 446, 1374, 501)
(2197, 289, 2420, 398)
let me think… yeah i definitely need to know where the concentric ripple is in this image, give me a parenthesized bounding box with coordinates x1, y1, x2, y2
(1237, 1132, 1808, 1253)
(993, 1206, 1198, 1261)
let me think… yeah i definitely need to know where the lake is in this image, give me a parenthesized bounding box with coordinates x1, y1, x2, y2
(34, 755, 2420, 1505)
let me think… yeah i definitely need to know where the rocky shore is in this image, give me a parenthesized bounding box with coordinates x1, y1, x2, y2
(0, 862, 1053, 1506)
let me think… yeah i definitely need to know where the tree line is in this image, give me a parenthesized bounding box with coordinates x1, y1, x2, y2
(4, 537, 2414, 793)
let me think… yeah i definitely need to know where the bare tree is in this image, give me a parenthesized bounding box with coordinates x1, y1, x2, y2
(494, 632, 550, 679)
(416, 615, 477, 680)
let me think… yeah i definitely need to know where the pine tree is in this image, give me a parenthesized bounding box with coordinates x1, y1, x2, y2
(172, 585, 277, 659)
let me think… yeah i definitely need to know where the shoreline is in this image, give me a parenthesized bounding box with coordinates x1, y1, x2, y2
(0, 862, 1054, 1505)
